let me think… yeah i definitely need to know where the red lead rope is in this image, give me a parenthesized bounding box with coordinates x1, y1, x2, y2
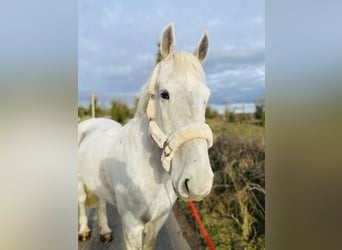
(188, 201, 215, 250)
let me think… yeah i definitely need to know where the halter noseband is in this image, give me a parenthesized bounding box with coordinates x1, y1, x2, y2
(146, 62, 213, 173)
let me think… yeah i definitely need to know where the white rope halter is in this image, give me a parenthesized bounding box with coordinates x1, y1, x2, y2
(146, 62, 213, 173)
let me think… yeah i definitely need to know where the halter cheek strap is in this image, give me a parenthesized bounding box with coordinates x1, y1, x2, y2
(146, 62, 213, 173)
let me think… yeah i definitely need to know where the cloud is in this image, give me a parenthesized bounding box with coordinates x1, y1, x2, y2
(201, 44, 264, 104)
(79, 36, 99, 53)
(207, 19, 224, 28)
(95, 65, 132, 77)
(78, 0, 265, 107)
(205, 45, 264, 71)
(250, 16, 263, 25)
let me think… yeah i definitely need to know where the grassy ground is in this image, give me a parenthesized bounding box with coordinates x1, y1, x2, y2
(207, 118, 264, 139)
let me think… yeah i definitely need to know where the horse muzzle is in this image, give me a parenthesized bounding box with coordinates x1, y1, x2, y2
(175, 174, 213, 202)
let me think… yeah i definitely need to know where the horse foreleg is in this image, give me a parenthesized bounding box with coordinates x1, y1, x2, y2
(78, 176, 91, 241)
(97, 198, 112, 243)
(142, 213, 169, 250)
(142, 222, 157, 250)
(122, 213, 145, 250)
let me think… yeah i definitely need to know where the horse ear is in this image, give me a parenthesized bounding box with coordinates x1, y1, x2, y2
(160, 23, 175, 59)
(194, 31, 209, 63)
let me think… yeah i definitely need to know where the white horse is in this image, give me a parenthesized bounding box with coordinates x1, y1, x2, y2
(78, 24, 214, 250)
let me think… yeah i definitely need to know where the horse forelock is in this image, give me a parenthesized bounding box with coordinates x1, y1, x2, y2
(164, 51, 205, 79)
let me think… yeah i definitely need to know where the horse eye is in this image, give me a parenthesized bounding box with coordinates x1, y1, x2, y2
(160, 90, 170, 100)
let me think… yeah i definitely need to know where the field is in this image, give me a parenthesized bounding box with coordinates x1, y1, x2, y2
(174, 118, 265, 250)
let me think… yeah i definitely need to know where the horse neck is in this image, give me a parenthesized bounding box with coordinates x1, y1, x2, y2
(128, 116, 164, 168)
(142, 118, 162, 155)
(127, 116, 172, 185)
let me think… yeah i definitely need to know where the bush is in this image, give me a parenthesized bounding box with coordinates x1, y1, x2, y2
(78, 106, 88, 119)
(205, 134, 265, 248)
(110, 99, 132, 124)
(224, 110, 237, 123)
(255, 99, 265, 126)
(254, 103, 264, 120)
(206, 106, 220, 119)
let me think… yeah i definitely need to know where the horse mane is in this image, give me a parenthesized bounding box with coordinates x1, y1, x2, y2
(134, 80, 150, 119)
(134, 51, 205, 119)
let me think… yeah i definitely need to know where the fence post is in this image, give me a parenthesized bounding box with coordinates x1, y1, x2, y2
(91, 94, 95, 118)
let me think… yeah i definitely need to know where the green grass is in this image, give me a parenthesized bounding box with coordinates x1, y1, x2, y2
(207, 118, 264, 139)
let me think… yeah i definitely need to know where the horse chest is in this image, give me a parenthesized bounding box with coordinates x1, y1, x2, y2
(138, 184, 175, 223)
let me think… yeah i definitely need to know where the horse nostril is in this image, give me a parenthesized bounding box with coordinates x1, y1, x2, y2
(184, 179, 190, 194)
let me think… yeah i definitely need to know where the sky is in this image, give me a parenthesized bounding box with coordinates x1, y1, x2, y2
(79, 0, 265, 111)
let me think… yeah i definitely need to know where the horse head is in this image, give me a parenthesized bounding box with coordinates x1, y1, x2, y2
(148, 24, 213, 202)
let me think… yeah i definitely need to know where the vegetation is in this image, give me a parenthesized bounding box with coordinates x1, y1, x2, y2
(110, 99, 132, 124)
(78, 98, 133, 124)
(254, 98, 265, 126)
(224, 109, 237, 123)
(206, 106, 220, 119)
(78, 106, 89, 119)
